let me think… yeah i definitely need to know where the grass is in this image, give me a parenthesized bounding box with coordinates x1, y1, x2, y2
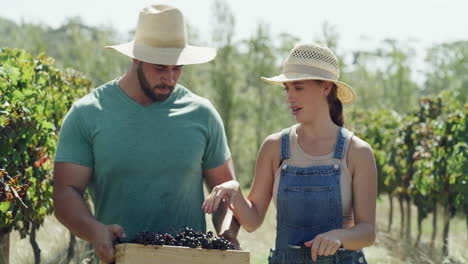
(8, 216, 94, 264)
(8, 195, 468, 264)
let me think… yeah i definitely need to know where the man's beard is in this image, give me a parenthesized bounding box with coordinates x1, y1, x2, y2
(137, 64, 174, 102)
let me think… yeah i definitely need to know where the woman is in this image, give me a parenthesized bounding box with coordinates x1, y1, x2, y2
(202, 43, 377, 263)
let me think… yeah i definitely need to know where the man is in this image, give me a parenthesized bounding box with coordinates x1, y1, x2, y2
(53, 4, 239, 263)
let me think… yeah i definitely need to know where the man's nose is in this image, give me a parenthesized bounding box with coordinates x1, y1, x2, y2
(162, 71, 176, 86)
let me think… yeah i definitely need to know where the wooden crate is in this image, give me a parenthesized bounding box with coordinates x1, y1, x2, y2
(115, 243, 250, 264)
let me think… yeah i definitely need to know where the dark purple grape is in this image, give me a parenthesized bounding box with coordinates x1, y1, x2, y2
(129, 228, 235, 250)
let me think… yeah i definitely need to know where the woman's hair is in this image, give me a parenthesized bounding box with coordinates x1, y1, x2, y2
(316, 81, 345, 127)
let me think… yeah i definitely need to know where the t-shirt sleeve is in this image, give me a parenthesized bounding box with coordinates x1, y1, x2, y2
(202, 103, 231, 170)
(54, 104, 94, 168)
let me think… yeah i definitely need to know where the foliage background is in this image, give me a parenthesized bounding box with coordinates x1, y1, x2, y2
(0, 0, 466, 263)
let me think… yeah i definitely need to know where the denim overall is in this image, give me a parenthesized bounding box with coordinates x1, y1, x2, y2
(268, 127, 367, 264)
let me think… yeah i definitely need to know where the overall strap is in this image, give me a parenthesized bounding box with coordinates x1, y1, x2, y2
(333, 127, 352, 160)
(280, 127, 292, 163)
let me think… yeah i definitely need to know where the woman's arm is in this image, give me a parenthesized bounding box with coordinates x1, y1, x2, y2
(203, 133, 281, 233)
(340, 136, 377, 249)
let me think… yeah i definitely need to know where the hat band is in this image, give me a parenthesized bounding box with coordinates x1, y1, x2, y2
(136, 36, 187, 48)
(283, 64, 338, 80)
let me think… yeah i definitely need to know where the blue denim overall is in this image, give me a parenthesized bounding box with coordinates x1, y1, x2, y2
(268, 127, 367, 264)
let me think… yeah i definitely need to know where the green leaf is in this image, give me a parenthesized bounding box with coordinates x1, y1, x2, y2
(7, 67, 21, 84)
(0, 202, 11, 212)
(12, 90, 24, 101)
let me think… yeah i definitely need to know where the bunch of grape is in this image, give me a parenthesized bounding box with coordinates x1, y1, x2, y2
(130, 227, 235, 250)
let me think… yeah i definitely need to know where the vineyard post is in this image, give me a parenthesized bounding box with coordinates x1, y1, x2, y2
(0, 227, 10, 264)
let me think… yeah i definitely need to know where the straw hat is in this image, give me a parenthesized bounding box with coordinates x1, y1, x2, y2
(261, 43, 356, 104)
(106, 4, 216, 65)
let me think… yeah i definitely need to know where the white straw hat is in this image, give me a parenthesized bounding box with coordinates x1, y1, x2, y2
(106, 4, 216, 65)
(261, 43, 356, 104)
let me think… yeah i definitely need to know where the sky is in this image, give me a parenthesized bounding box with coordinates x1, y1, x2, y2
(3, 0, 467, 80)
(4, 0, 467, 47)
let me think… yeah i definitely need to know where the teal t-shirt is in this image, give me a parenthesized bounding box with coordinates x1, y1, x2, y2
(55, 79, 231, 240)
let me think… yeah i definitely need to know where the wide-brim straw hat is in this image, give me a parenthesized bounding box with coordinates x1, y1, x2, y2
(106, 4, 216, 65)
(261, 43, 356, 104)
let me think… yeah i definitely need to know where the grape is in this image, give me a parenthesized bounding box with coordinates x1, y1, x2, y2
(127, 227, 235, 250)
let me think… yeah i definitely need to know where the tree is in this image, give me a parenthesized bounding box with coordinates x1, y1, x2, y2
(209, 0, 240, 145)
(0, 48, 91, 264)
(424, 41, 468, 102)
(0, 17, 130, 86)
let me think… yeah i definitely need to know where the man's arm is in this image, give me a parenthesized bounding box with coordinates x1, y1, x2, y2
(203, 158, 241, 249)
(53, 162, 125, 263)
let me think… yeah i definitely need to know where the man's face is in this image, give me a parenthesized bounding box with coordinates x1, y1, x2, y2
(136, 62, 184, 102)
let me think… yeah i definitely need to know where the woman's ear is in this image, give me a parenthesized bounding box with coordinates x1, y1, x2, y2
(321, 81, 333, 96)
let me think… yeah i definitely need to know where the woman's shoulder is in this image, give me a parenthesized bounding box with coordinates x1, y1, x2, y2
(349, 134, 372, 151)
(261, 124, 298, 155)
(261, 132, 282, 153)
(259, 132, 283, 170)
(347, 134, 375, 166)
(265, 131, 282, 143)
(348, 134, 373, 154)
(347, 133, 377, 184)
(263, 125, 296, 146)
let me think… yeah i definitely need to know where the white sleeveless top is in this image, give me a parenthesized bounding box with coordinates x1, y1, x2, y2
(272, 124, 355, 228)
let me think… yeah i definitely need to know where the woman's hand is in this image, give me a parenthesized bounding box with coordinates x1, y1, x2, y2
(304, 230, 342, 261)
(202, 180, 240, 214)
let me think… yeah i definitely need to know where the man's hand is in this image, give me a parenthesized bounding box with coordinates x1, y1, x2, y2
(92, 223, 126, 263)
(203, 159, 241, 250)
(220, 230, 241, 250)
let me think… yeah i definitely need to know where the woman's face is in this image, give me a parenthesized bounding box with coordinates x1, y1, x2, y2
(283, 80, 330, 123)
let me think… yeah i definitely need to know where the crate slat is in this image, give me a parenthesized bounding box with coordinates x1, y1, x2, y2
(115, 243, 250, 264)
